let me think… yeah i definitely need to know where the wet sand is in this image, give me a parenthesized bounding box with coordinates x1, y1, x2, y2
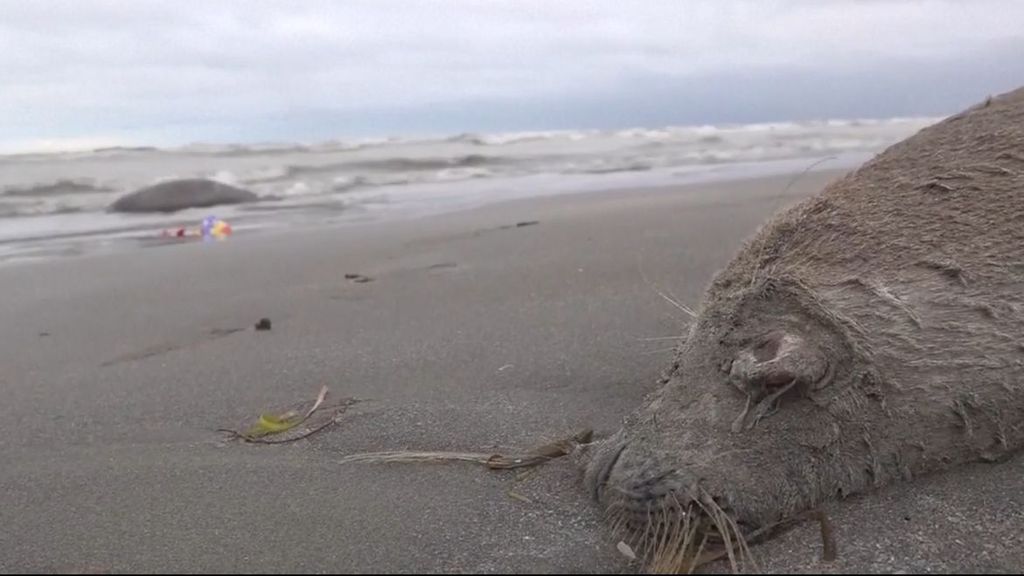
(3, 170, 1023, 573)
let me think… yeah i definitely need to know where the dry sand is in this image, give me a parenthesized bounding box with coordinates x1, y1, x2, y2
(2, 170, 1023, 573)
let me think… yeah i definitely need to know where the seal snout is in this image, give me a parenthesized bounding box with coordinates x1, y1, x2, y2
(596, 453, 760, 561)
(589, 442, 700, 514)
(602, 464, 699, 523)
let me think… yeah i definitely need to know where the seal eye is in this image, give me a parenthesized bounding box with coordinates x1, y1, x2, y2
(752, 331, 784, 362)
(729, 331, 828, 400)
(755, 368, 797, 391)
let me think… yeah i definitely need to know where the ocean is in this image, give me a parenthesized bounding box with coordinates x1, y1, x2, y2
(0, 116, 939, 263)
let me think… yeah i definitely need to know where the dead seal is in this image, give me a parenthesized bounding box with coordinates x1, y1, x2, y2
(109, 178, 258, 213)
(579, 86, 1024, 569)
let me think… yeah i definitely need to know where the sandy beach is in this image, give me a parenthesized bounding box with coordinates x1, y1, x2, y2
(3, 169, 1024, 574)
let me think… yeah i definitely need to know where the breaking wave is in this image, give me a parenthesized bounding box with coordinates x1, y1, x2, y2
(2, 179, 110, 197)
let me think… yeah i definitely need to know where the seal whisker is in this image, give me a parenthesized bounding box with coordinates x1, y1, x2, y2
(695, 495, 737, 573)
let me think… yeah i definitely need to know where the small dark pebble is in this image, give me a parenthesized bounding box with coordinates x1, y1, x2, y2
(345, 273, 374, 283)
(903, 515, 911, 521)
(255, 318, 272, 331)
(39, 332, 50, 338)
(344, 273, 360, 279)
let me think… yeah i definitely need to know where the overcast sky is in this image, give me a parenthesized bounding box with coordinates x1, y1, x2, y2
(2, 0, 1023, 151)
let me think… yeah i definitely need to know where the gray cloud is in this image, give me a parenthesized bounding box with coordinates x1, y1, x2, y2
(2, 0, 1023, 150)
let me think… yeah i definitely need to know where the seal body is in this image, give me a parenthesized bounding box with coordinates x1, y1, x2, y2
(109, 179, 258, 213)
(584, 87, 1024, 535)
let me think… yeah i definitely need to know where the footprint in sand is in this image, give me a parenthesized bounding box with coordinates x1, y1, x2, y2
(100, 327, 245, 367)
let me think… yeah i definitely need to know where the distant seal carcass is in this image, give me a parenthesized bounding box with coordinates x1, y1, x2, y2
(109, 179, 258, 213)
